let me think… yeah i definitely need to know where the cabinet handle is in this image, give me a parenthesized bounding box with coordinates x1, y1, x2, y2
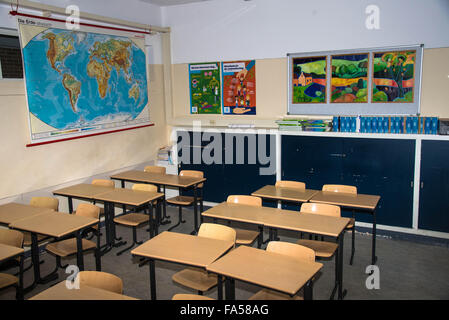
(410, 181, 414, 188)
(420, 182, 424, 189)
(330, 153, 346, 158)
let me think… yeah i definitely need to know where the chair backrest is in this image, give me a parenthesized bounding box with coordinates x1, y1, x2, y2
(132, 183, 158, 193)
(0, 228, 24, 248)
(144, 165, 166, 174)
(322, 184, 357, 194)
(180, 170, 204, 188)
(275, 180, 306, 190)
(29, 197, 59, 211)
(227, 195, 262, 207)
(76, 271, 123, 294)
(198, 223, 236, 247)
(91, 179, 115, 188)
(300, 202, 341, 218)
(266, 241, 315, 263)
(75, 203, 101, 219)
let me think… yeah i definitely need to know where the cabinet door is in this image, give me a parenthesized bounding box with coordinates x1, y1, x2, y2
(177, 131, 225, 203)
(223, 133, 276, 201)
(281, 135, 345, 189)
(419, 140, 449, 233)
(343, 138, 415, 228)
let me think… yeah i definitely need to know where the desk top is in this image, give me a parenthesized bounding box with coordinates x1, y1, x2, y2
(263, 211, 350, 238)
(110, 170, 206, 188)
(0, 243, 24, 263)
(92, 188, 164, 206)
(52, 183, 114, 199)
(131, 231, 234, 268)
(202, 202, 281, 225)
(0, 203, 53, 225)
(9, 211, 97, 238)
(29, 281, 138, 300)
(202, 202, 349, 237)
(207, 246, 322, 296)
(252, 185, 319, 203)
(310, 191, 380, 210)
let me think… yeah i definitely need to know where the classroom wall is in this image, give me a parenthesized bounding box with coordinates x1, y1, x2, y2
(0, 0, 168, 200)
(163, 0, 449, 126)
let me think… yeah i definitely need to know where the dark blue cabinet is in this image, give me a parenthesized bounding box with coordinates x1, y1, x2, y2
(177, 131, 276, 203)
(419, 140, 449, 233)
(282, 135, 415, 228)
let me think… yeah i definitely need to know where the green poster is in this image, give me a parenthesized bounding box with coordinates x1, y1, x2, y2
(189, 62, 221, 114)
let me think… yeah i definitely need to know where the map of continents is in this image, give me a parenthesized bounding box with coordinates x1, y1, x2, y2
(22, 28, 148, 131)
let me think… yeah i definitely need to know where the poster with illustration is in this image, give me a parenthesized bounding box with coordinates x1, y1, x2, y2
(291, 56, 326, 103)
(221, 60, 256, 115)
(331, 53, 369, 103)
(189, 62, 221, 114)
(372, 50, 416, 103)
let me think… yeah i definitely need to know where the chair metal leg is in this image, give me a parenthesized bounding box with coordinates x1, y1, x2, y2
(167, 206, 183, 231)
(116, 227, 141, 256)
(349, 226, 355, 265)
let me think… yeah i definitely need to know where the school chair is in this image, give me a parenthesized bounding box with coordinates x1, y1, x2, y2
(172, 223, 236, 297)
(0, 229, 24, 300)
(226, 195, 262, 247)
(322, 184, 357, 265)
(75, 271, 123, 294)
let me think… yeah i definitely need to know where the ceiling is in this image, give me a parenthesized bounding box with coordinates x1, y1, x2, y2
(139, 0, 213, 7)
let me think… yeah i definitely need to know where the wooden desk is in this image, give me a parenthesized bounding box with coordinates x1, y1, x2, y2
(202, 202, 349, 300)
(53, 183, 115, 213)
(131, 231, 234, 300)
(206, 246, 322, 300)
(111, 170, 206, 233)
(0, 203, 52, 225)
(310, 191, 381, 265)
(251, 185, 319, 207)
(9, 211, 98, 293)
(29, 281, 138, 300)
(92, 188, 164, 253)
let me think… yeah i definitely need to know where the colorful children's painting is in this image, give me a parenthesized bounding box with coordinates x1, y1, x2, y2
(331, 53, 369, 103)
(372, 50, 416, 103)
(291, 56, 326, 103)
(221, 60, 256, 115)
(189, 62, 221, 114)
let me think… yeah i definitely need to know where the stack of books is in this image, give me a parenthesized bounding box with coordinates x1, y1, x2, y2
(157, 145, 173, 165)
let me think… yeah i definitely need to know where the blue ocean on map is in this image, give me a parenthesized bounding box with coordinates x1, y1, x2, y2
(22, 28, 148, 130)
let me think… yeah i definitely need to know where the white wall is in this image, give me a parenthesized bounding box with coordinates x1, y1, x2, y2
(163, 0, 449, 63)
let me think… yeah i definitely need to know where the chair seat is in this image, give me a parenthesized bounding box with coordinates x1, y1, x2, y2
(346, 218, 355, 229)
(172, 267, 217, 292)
(166, 196, 195, 206)
(23, 232, 50, 246)
(114, 213, 148, 227)
(249, 289, 303, 300)
(172, 293, 215, 300)
(234, 228, 260, 245)
(296, 239, 338, 258)
(46, 238, 96, 257)
(0, 273, 18, 289)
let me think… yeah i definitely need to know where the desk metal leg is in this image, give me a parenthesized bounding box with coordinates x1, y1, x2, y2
(121, 180, 127, 214)
(68, 196, 73, 214)
(16, 253, 24, 300)
(149, 259, 156, 300)
(75, 230, 84, 271)
(303, 280, 313, 300)
(217, 275, 223, 300)
(159, 185, 171, 225)
(225, 278, 235, 300)
(191, 185, 199, 235)
(372, 210, 377, 265)
(338, 233, 347, 300)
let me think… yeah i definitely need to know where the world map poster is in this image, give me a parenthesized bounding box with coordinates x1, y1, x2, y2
(18, 16, 151, 144)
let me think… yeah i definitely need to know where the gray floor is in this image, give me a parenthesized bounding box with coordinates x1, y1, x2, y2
(1, 205, 449, 300)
